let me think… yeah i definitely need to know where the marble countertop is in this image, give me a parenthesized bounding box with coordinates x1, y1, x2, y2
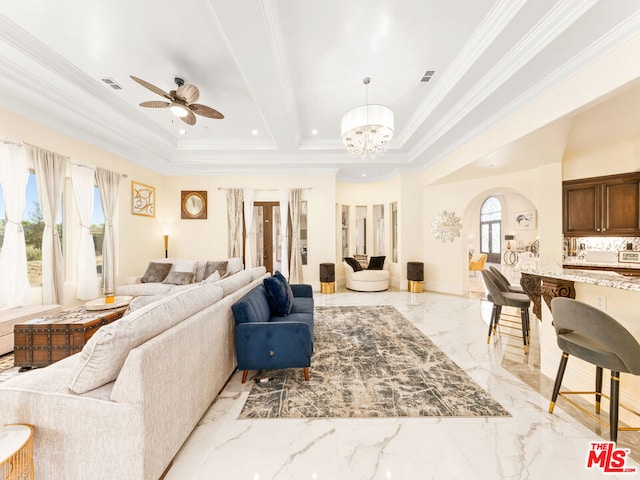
(563, 257, 640, 270)
(519, 264, 640, 292)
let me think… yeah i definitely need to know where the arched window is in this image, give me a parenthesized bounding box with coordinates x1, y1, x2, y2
(480, 197, 501, 264)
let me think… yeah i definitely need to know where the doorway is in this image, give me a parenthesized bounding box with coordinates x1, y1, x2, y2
(244, 202, 291, 274)
(480, 196, 501, 264)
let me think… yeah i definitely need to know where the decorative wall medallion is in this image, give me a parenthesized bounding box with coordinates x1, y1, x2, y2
(181, 190, 207, 219)
(432, 210, 462, 243)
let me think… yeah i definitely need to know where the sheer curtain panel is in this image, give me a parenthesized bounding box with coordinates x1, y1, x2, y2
(279, 188, 289, 279)
(0, 142, 31, 307)
(226, 188, 243, 258)
(289, 188, 303, 283)
(243, 188, 255, 269)
(96, 167, 120, 295)
(71, 163, 99, 300)
(34, 148, 67, 304)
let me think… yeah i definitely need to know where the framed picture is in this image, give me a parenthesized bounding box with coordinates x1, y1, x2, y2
(515, 210, 536, 230)
(181, 190, 207, 219)
(131, 181, 156, 217)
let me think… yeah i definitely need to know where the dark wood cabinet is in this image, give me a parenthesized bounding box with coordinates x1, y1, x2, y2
(563, 172, 640, 236)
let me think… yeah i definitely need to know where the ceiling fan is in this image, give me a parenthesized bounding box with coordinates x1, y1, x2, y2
(130, 75, 224, 125)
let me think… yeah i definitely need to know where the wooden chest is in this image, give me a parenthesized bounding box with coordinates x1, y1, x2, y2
(13, 305, 128, 369)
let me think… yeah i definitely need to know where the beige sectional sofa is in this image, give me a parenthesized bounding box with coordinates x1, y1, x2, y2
(0, 265, 268, 480)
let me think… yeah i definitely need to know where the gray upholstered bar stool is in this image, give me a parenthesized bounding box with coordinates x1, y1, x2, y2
(319, 263, 335, 294)
(407, 261, 424, 293)
(481, 269, 531, 353)
(489, 266, 524, 294)
(549, 297, 640, 442)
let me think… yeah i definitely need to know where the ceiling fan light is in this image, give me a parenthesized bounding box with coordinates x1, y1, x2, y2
(170, 103, 189, 118)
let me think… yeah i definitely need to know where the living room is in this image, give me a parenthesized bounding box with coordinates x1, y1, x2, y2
(2, 1, 640, 478)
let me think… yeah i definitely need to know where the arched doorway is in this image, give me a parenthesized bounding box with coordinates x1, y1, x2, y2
(480, 196, 501, 264)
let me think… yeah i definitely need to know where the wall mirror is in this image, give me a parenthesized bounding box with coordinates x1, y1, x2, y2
(181, 191, 207, 219)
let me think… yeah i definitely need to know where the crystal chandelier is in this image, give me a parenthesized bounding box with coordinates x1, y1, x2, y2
(341, 77, 394, 158)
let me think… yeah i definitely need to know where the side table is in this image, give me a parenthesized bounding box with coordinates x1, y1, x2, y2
(319, 263, 335, 294)
(0, 424, 34, 480)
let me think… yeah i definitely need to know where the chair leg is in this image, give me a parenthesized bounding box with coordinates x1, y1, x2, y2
(549, 353, 569, 413)
(494, 305, 502, 332)
(610, 371, 620, 443)
(241, 370, 248, 384)
(303, 367, 310, 381)
(595, 366, 603, 414)
(520, 308, 529, 354)
(487, 303, 497, 343)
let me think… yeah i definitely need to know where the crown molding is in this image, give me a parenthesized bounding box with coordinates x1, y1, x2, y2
(0, 14, 175, 146)
(395, 0, 527, 147)
(408, 0, 599, 162)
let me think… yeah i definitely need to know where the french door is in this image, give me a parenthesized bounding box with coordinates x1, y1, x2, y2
(244, 202, 291, 274)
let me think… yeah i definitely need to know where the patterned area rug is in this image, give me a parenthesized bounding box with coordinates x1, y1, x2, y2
(239, 305, 510, 419)
(0, 353, 19, 383)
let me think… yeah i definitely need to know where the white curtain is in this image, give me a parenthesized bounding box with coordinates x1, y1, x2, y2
(71, 163, 99, 300)
(96, 167, 120, 295)
(34, 148, 67, 305)
(279, 188, 289, 279)
(289, 188, 303, 283)
(0, 142, 31, 307)
(243, 188, 255, 269)
(226, 188, 243, 258)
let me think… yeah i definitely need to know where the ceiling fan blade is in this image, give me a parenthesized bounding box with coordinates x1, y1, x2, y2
(191, 104, 224, 119)
(176, 84, 199, 103)
(140, 101, 170, 108)
(130, 75, 172, 100)
(180, 110, 197, 126)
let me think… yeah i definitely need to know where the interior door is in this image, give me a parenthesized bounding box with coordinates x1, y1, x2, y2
(480, 220, 501, 264)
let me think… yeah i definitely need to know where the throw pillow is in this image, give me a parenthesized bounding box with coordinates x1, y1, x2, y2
(344, 257, 362, 272)
(273, 270, 294, 313)
(162, 271, 194, 285)
(203, 260, 228, 280)
(263, 275, 291, 316)
(141, 262, 172, 283)
(368, 256, 386, 270)
(201, 270, 221, 285)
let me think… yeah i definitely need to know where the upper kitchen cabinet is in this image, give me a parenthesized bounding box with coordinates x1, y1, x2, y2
(563, 172, 640, 236)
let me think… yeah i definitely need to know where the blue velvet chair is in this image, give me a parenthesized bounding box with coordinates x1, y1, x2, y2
(231, 283, 314, 383)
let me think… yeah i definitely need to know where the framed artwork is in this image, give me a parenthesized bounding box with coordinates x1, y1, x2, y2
(131, 181, 156, 217)
(515, 210, 536, 230)
(181, 190, 207, 219)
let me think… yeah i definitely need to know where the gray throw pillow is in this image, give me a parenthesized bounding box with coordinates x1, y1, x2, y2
(162, 271, 194, 285)
(203, 260, 228, 280)
(141, 262, 172, 283)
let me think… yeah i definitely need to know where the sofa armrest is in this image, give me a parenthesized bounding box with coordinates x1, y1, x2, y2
(290, 284, 313, 298)
(235, 321, 313, 370)
(123, 275, 143, 285)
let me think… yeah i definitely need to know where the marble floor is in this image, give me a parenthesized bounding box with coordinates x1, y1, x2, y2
(165, 282, 640, 480)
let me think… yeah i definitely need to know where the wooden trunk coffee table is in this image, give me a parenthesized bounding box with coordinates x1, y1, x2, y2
(13, 302, 130, 369)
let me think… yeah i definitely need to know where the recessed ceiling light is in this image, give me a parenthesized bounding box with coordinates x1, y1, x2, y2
(179, 129, 187, 135)
(362, 173, 367, 177)
(251, 129, 259, 136)
(311, 129, 318, 135)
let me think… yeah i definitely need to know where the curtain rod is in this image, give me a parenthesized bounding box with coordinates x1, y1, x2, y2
(69, 161, 128, 178)
(218, 187, 311, 191)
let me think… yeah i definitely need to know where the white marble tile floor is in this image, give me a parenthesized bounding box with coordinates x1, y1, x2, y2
(165, 288, 640, 480)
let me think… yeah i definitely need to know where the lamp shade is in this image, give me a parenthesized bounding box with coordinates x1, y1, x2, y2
(341, 104, 394, 157)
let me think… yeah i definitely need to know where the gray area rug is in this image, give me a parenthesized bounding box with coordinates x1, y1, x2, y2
(239, 305, 510, 419)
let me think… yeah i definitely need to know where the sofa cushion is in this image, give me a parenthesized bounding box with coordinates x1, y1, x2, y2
(68, 283, 224, 394)
(217, 269, 253, 297)
(203, 260, 227, 280)
(227, 257, 243, 275)
(263, 275, 291, 316)
(231, 285, 272, 324)
(171, 259, 198, 274)
(115, 282, 173, 297)
(290, 297, 314, 315)
(200, 270, 221, 285)
(367, 256, 386, 270)
(141, 262, 172, 283)
(162, 271, 194, 285)
(344, 257, 362, 272)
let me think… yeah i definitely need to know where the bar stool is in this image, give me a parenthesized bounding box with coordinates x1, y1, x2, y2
(489, 266, 524, 294)
(549, 297, 640, 442)
(481, 269, 531, 354)
(319, 263, 335, 294)
(407, 261, 424, 293)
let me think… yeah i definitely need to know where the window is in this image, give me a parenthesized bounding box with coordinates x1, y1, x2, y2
(300, 200, 307, 265)
(391, 202, 398, 263)
(480, 197, 501, 264)
(92, 187, 105, 275)
(355, 205, 367, 255)
(373, 204, 385, 255)
(341, 205, 349, 258)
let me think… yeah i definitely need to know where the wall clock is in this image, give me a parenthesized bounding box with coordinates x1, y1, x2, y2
(181, 191, 207, 219)
(432, 210, 462, 243)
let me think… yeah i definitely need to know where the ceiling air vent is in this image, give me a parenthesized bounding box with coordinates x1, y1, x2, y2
(420, 70, 436, 83)
(101, 77, 122, 90)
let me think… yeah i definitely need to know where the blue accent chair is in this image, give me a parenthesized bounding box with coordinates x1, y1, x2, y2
(231, 284, 314, 383)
